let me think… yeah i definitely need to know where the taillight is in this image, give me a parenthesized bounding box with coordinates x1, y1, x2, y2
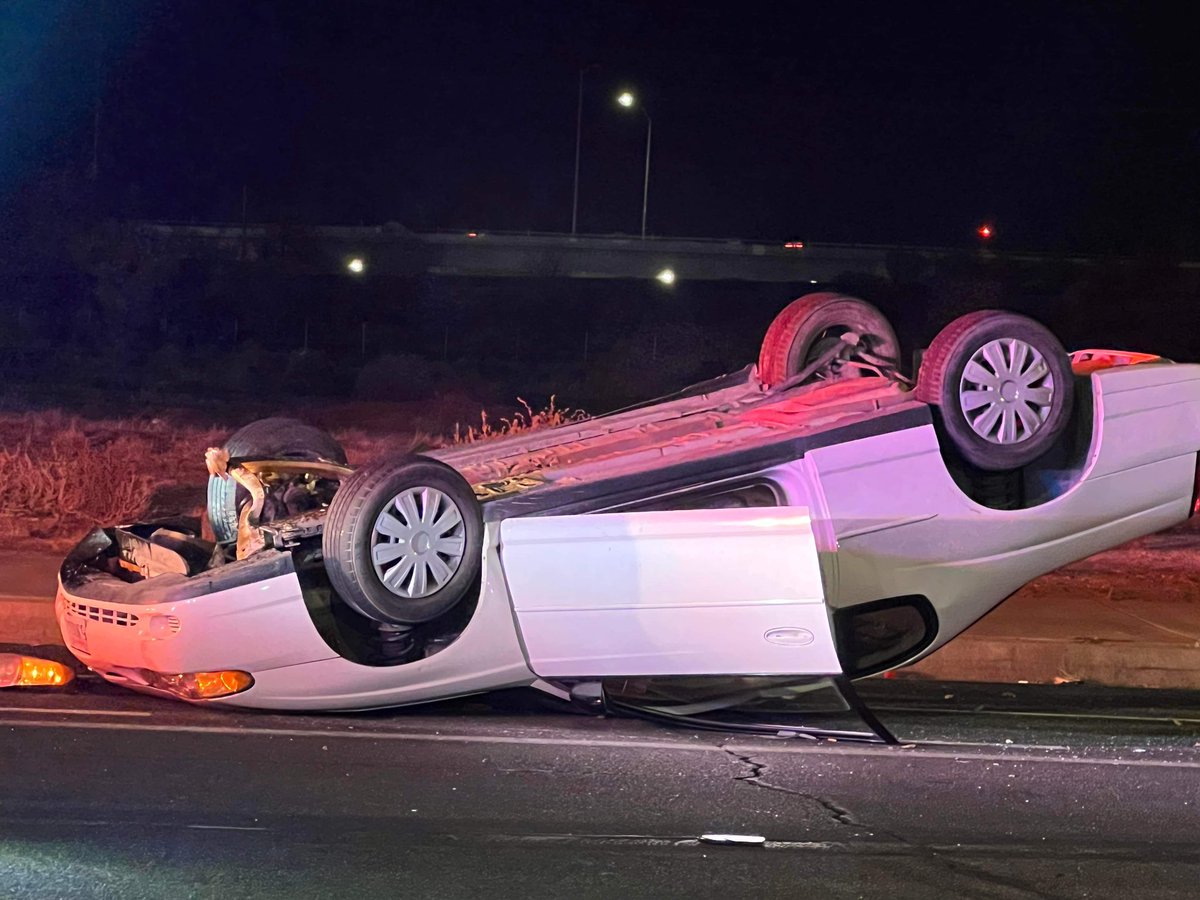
(0, 654, 74, 688)
(1192, 453, 1200, 517)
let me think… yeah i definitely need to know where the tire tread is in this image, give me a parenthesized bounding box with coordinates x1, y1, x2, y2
(915, 310, 1073, 471)
(758, 293, 899, 387)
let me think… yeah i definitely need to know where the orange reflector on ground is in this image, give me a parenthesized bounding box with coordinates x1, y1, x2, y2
(144, 669, 254, 700)
(0, 653, 75, 688)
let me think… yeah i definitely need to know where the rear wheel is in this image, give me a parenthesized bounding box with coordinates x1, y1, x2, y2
(758, 292, 900, 388)
(322, 455, 483, 625)
(916, 311, 1073, 471)
(207, 418, 347, 543)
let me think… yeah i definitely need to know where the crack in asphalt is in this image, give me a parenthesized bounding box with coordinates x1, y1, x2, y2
(721, 747, 1065, 900)
(722, 748, 861, 828)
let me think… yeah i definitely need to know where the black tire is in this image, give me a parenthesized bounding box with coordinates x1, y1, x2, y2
(758, 292, 900, 388)
(207, 417, 347, 543)
(916, 310, 1073, 471)
(322, 455, 483, 625)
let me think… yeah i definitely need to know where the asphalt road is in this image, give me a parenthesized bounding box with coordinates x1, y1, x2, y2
(2, 678, 1199, 899)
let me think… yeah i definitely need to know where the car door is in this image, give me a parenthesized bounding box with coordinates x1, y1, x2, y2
(497, 507, 840, 678)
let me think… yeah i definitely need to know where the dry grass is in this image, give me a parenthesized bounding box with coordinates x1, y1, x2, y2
(0, 397, 586, 547)
(452, 396, 588, 444)
(0, 412, 225, 545)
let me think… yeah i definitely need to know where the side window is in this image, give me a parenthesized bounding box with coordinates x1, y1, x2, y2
(613, 481, 781, 513)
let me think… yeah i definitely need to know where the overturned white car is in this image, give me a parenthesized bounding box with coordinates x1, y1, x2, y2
(55, 294, 1200, 733)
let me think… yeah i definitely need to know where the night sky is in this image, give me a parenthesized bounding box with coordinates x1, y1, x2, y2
(3, 1, 1199, 253)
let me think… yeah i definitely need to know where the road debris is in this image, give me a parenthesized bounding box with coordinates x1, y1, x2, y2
(700, 834, 767, 846)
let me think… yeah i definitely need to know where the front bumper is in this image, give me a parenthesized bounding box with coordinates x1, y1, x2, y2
(56, 553, 339, 702)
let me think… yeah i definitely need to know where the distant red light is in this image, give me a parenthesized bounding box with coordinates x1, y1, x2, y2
(466, 231, 479, 238)
(784, 240, 805, 249)
(977, 224, 993, 239)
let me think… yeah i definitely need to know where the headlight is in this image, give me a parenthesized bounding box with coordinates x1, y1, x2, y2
(143, 670, 254, 700)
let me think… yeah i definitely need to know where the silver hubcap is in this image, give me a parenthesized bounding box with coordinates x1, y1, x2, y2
(371, 487, 466, 599)
(959, 338, 1055, 445)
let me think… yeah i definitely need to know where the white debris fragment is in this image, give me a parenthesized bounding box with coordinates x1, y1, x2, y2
(700, 834, 767, 846)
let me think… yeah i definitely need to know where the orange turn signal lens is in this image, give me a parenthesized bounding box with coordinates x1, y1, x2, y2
(0, 653, 75, 688)
(144, 669, 254, 700)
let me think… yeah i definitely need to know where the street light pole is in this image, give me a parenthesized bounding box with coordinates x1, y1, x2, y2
(571, 70, 584, 235)
(571, 64, 599, 236)
(617, 90, 653, 239)
(639, 111, 652, 239)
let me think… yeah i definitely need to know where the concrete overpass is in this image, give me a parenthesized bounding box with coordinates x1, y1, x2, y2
(124, 221, 1199, 285)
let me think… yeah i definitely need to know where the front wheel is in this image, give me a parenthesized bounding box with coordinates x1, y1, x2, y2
(916, 311, 1074, 471)
(322, 455, 483, 625)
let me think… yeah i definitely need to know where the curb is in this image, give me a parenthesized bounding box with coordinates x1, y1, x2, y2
(0, 597, 63, 647)
(903, 635, 1200, 691)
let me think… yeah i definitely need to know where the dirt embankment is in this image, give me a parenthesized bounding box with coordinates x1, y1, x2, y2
(1036, 521, 1200, 606)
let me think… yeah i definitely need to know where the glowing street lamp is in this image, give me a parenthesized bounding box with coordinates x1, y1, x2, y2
(616, 90, 652, 239)
(656, 267, 676, 285)
(347, 257, 365, 274)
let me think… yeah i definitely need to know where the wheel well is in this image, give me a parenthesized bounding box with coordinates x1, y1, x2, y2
(939, 373, 1096, 511)
(293, 540, 480, 667)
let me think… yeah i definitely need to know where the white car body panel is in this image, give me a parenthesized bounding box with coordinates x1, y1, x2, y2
(238, 531, 535, 710)
(1085, 364, 1200, 478)
(58, 571, 336, 678)
(499, 508, 838, 678)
